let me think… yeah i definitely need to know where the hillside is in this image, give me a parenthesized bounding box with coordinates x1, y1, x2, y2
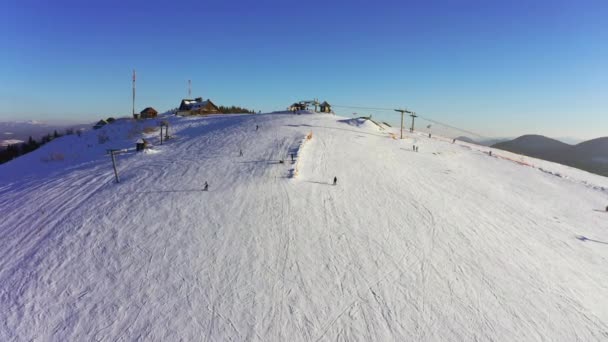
(493, 135, 608, 176)
(1, 113, 608, 341)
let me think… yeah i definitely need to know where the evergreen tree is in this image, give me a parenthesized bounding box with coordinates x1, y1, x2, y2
(23, 136, 39, 153)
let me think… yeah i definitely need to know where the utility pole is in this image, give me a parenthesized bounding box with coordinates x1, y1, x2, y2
(132, 69, 136, 119)
(410, 112, 418, 132)
(394, 109, 412, 139)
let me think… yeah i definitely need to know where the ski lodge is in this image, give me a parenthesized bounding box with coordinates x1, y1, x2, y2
(177, 97, 220, 116)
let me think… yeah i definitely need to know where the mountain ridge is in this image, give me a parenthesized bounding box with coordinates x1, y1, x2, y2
(492, 134, 608, 176)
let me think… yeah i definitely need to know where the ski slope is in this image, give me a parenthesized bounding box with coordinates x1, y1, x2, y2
(1, 113, 607, 341)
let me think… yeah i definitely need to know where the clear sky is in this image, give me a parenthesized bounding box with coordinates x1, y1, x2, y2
(1, 0, 607, 139)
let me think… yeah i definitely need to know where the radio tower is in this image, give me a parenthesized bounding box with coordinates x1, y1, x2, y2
(132, 69, 136, 119)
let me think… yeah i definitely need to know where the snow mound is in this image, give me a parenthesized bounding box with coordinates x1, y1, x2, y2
(1, 113, 607, 341)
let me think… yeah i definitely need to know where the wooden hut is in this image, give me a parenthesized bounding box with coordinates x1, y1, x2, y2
(319, 101, 332, 113)
(140, 107, 158, 119)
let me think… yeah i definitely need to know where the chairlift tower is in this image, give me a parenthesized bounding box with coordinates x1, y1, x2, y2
(394, 108, 413, 139)
(410, 112, 418, 132)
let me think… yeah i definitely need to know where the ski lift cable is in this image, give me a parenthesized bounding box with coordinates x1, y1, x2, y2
(331, 104, 488, 139)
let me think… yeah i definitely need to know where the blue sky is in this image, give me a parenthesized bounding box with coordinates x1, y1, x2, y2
(1, 0, 607, 139)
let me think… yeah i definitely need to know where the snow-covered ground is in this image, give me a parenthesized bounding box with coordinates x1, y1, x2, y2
(1, 113, 607, 341)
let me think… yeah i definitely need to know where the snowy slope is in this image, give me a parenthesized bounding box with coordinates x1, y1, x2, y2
(1, 113, 607, 341)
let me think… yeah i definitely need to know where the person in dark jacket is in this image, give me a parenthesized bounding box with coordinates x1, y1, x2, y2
(333, 176, 337, 185)
(203, 182, 209, 191)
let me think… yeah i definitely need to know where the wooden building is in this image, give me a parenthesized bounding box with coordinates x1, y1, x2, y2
(319, 101, 332, 113)
(140, 107, 158, 119)
(289, 102, 307, 112)
(177, 97, 220, 116)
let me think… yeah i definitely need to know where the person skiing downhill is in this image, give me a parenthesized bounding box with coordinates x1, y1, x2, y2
(203, 182, 209, 191)
(333, 176, 337, 185)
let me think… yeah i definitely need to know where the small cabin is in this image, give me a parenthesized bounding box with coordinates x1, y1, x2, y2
(319, 101, 331, 113)
(140, 107, 158, 119)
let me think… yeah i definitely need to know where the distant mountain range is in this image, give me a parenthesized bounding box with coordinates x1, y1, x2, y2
(0, 120, 92, 148)
(492, 135, 608, 177)
(455, 136, 510, 146)
(455, 135, 584, 146)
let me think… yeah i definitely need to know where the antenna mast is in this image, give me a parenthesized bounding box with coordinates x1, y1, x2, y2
(132, 69, 136, 119)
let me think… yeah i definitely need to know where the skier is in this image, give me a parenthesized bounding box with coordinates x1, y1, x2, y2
(203, 181, 209, 191)
(413, 145, 416, 151)
(489, 151, 492, 156)
(256, 125, 259, 131)
(333, 176, 337, 185)
(239, 149, 243, 157)
(452, 138, 455, 143)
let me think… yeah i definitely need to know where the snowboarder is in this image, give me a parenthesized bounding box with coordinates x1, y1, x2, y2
(203, 182, 209, 191)
(333, 176, 337, 185)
